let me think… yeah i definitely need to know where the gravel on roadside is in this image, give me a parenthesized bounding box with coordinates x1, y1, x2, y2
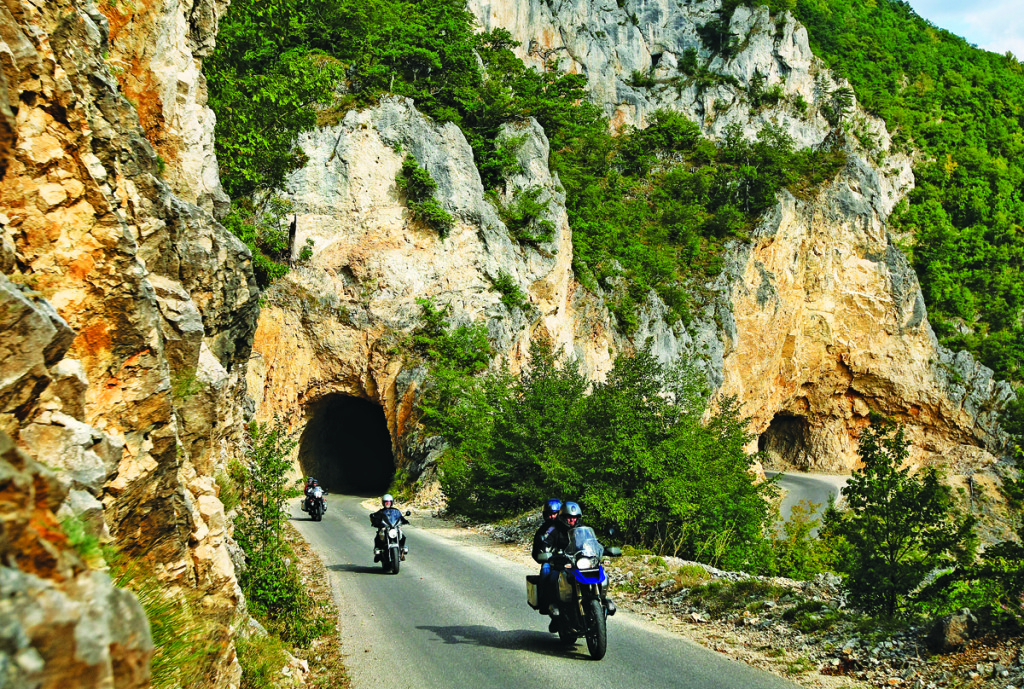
(436, 510, 1024, 689)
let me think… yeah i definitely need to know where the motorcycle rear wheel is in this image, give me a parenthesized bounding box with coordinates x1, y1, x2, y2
(584, 598, 607, 660)
(389, 546, 400, 574)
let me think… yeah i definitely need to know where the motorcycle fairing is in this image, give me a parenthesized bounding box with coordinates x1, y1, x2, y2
(573, 564, 607, 585)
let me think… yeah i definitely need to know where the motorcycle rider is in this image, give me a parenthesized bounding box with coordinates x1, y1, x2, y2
(302, 478, 324, 513)
(536, 502, 616, 627)
(531, 498, 562, 612)
(370, 493, 409, 561)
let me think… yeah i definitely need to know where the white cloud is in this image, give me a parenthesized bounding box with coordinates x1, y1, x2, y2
(908, 0, 1024, 57)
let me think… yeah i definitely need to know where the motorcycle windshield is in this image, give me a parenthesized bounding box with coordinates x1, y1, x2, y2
(312, 487, 323, 498)
(381, 507, 403, 526)
(566, 526, 603, 559)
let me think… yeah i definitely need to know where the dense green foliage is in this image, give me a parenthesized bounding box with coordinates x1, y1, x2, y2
(234, 418, 330, 645)
(745, 0, 1024, 383)
(221, 196, 293, 288)
(422, 323, 779, 571)
(822, 414, 976, 617)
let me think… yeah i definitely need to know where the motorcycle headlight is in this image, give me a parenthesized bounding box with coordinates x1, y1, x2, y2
(388, 528, 398, 539)
(576, 557, 594, 570)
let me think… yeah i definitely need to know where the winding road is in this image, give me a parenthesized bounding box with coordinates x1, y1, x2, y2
(768, 471, 850, 522)
(291, 495, 803, 689)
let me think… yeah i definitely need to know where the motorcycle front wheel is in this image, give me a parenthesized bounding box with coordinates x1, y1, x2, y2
(389, 546, 400, 574)
(584, 598, 607, 660)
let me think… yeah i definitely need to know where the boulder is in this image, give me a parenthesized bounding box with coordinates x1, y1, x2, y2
(927, 609, 976, 654)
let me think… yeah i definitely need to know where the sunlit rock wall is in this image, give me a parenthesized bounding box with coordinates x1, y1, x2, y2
(1, 0, 258, 685)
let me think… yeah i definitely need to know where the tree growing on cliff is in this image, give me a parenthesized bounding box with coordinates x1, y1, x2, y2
(822, 413, 976, 617)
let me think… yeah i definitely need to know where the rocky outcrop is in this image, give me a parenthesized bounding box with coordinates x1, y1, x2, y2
(0, 276, 152, 688)
(717, 158, 1012, 471)
(1, 0, 258, 684)
(101, 0, 230, 215)
(470, 0, 839, 137)
(250, 97, 614, 472)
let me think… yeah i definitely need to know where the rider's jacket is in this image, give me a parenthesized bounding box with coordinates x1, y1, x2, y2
(532, 520, 570, 563)
(370, 507, 409, 529)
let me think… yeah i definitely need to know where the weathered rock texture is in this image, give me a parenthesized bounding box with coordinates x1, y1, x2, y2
(101, 0, 230, 215)
(0, 276, 153, 688)
(252, 0, 1011, 478)
(250, 97, 614, 473)
(1, 0, 258, 685)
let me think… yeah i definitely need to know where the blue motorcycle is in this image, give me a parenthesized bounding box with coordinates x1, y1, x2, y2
(527, 526, 621, 659)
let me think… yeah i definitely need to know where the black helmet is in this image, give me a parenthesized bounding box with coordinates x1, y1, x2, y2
(559, 502, 582, 527)
(382, 494, 394, 507)
(542, 498, 562, 520)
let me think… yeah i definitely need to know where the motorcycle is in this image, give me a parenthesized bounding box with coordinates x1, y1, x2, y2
(304, 486, 327, 521)
(527, 526, 621, 660)
(373, 509, 411, 574)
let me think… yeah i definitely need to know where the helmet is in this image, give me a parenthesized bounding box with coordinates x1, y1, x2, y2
(542, 498, 562, 520)
(310, 478, 318, 486)
(382, 494, 394, 507)
(559, 502, 582, 528)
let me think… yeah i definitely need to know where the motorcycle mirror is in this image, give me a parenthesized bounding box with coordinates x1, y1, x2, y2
(405, 510, 411, 516)
(605, 546, 623, 557)
(536, 552, 552, 563)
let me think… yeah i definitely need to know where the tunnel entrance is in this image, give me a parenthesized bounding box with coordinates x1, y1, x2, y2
(758, 413, 814, 470)
(298, 394, 395, 495)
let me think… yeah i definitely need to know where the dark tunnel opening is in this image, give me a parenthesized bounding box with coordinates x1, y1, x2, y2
(298, 394, 395, 495)
(758, 413, 813, 470)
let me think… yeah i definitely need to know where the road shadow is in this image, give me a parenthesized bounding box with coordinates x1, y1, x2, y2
(416, 624, 590, 659)
(328, 563, 392, 575)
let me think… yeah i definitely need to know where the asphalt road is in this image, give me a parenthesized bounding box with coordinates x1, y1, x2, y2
(768, 471, 850, 523)
(290, 495, 803, 689)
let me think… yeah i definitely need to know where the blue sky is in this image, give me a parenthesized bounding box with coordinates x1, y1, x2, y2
(908, 0, 1024, 57)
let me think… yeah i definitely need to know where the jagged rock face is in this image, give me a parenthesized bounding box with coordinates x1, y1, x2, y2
(0, 278, 153, 688)
(250, 97, 614, 474)
(100, 0, 230, 215)
(471, 0, 838, 139)
(1, 0, 257, 685)
(719, 161, 1011, 471)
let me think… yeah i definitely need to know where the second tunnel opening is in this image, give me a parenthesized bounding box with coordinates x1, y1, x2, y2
(298, 394, 395, 495)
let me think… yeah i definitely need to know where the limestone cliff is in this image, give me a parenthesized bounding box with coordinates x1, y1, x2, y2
(468, 0, 1012, 470)
(249, 97, 614, 476)
(464, 0, 1014, 471)
(251, 0, 1012, 479)
(1, 0, 258, 685)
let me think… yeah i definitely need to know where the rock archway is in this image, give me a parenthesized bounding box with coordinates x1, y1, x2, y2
(298, 394, 395, 494)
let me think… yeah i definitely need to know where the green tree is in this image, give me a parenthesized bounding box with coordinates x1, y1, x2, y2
(823, 413, 976, 617)
(233, 418, 328, 645)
